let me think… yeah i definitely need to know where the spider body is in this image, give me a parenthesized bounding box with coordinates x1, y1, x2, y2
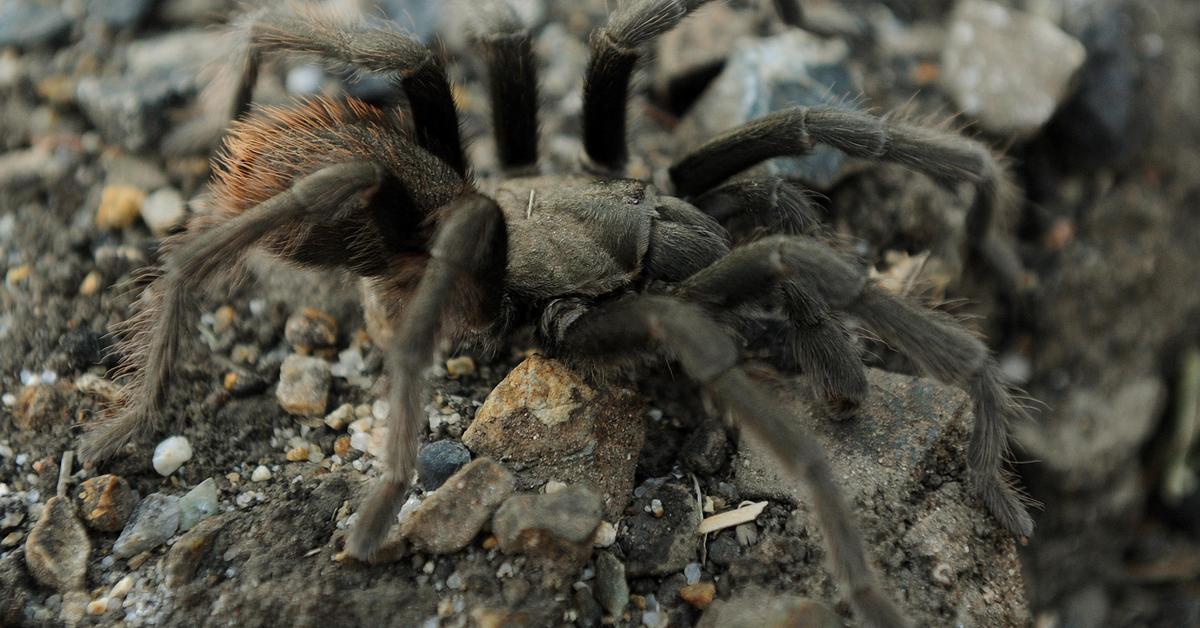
(81, 2, 1037, 626)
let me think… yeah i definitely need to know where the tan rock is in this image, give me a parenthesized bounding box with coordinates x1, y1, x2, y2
(462, 356, 643, 519)
(96, 185, 145, 230)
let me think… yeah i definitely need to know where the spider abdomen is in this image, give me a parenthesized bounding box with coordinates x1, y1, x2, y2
(210, 97, 465, 275)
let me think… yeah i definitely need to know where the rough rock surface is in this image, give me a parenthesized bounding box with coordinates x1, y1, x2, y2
(23, 496, 89, 593)
(463, 355, 643, 519)
(492, 484, 603, 579)
(401, 458, 515, 554)
(940, 0, 1086, 135)
(75, 474, 137, 532)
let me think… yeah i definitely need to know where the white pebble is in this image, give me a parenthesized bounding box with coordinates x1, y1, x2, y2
(152, 436, 193, 476)
(592, 521, 617, 547)
(544, 480, 567, 494)
(286, 64, 323, 94)
(250, 465, 272, 482)
(86, 598, 108, 616)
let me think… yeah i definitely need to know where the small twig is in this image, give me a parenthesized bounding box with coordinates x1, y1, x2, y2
(57, 450, 74, 498)
(697, 500, 767, 535)
(526, 189, 535, 219)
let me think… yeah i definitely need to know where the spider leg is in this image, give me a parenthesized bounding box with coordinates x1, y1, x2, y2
(582, 0, 714, 174)
(475, 1, 539, 172)
(668, 107, 1024, 294)
(554, 295, 910, 628)
(678, 245, 867, 417)
(347, 193, 508, 561)
(173, 5, 465, 174)
(690, 176, 824, 238)
(680, 235, 1034, 537)
(772, 0, 807, 28)
(80, 162, 384, 463)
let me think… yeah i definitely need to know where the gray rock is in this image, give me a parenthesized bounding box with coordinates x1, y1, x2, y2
(179, 478, 218, 532)
(125, 29, 226, 77)
(76, 73, 194, 152)
(88, 0, 155, 28)
(619, 481, 701, 577)
(940, 0, 1086, 135)
(417, 440, 472, 491)
(24, 496, 90, 592)
(735, 369, 971, 504)
(75, 474, 137, 532)
(401, 458, 515, 554)
(593, 550, 629, 619)
(573, 585, 603, 628)
(492, 484, 603, 578)
(1015, 376, 1164, 490)
(165, 514, 229, 588)
(0, 1, 71, 49)
(462, 355, 644, 520)
(275, 354, 332, 416)
(284, 308, 338, 353)
(113, 493, 181, 558)
(677, 29, 863, 188)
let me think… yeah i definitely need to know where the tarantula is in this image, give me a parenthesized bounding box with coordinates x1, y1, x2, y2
(81, 1, 1033, 625)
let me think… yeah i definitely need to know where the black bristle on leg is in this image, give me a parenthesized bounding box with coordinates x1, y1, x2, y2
(476, 2, 539, 171)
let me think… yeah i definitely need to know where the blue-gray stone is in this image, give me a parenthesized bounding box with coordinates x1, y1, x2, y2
(75, 72, 195, 151)
(0, 1, 71, 49)
(178, 478, 218, 532)
(677, 29, 862, 188)
(418, 440, 472, 491)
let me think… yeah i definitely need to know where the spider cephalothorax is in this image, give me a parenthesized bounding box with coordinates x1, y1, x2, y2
(82, 2, 1033, 625)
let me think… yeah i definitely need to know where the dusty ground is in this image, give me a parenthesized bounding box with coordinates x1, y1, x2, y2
(2, 0, 1200, 627)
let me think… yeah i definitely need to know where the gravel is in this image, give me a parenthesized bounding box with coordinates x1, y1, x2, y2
(113, 493, 181, 558)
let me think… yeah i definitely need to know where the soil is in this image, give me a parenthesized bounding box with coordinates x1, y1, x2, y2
(2, 0, 1200, 627)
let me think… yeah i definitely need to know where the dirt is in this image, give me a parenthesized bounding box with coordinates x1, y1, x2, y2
(3, 0, 1200, 627)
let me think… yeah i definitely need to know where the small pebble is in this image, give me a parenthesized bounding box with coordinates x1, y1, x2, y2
(6, 264, 31, 285)
(592, 521, 617, 548)
(15, 384, 62, 431)
(445, 356, 476, 378)
(286, 445, 310, 462)
(284, 307, 338, 353)
(684, 562, 702, 585)
(76, 474, 137, 532)
(250, 465, 272, 482)
(594, 551, 629, 618)
(178, 478, 218, 531)
(25, 496, 91, 592)
(276, 354, 332, 416)
(324, 404, 354, 431)
(679, 581, 715, 610)
(140, 187, 185, 235)
(113, 493, 180, 558)
(109, 575, 134, 599)
(152, 436, 192, 476)
(95, 185, 145, 230)
(86, 598, 107, 616)
(735, 522, 758, 546)
(544, 480, 567, 494)
(78, 271, 101, 296)
(649, 498, 664, 518)
(416, 440, 472, 491)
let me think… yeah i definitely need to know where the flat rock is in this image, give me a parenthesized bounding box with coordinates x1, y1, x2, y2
(462, 355, 643, 519)
(24, 496, 90, 592)
(492, 484, 603, 579)
(734, 368, 1031, 626)
(165, 514, 230, 588)
(179, 478, 219, 532)
(113, 493, 181, 558)
(940, 0, 1086, 135)
(0, 1, 71, 49)
(276, 354, 332, 416)
(401, 458, 515, 554)
(593, 550, 629, 618)
(76, 474, 137, 532)
(735, 369, 970, 504)
(619, 481, 701, 577)
(75, 72, 194, 151)
(677, 29, 863, 188)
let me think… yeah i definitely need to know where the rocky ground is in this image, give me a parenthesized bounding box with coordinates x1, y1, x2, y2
(2, 0, 1199, 626)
